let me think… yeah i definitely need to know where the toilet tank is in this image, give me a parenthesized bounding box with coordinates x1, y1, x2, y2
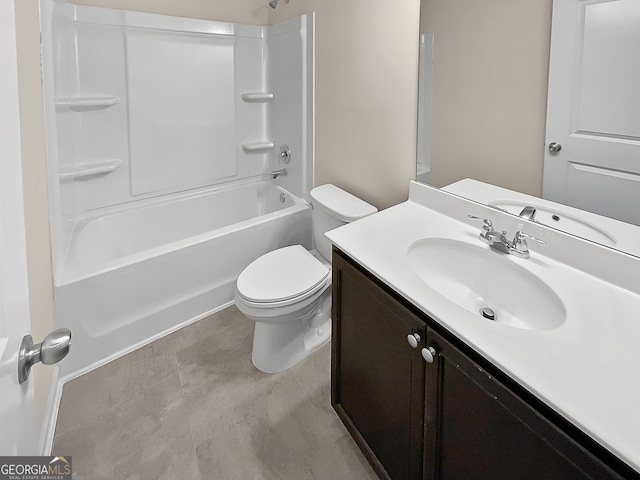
(309, 184, 378, 261)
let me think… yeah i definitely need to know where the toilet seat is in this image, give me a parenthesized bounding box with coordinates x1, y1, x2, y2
(236, 245, 329, 307)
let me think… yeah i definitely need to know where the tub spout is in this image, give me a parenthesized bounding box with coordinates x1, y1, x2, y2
(272, 168, 287, 179)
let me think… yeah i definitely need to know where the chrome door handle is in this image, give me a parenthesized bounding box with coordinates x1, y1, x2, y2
(18, 328, 71, 384)
(548, 142, 562, 153)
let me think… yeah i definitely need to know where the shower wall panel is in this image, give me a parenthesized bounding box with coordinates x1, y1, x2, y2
(43, 3, 270, 220)
(267, 15, 314, 199)
(126, 30, 237, 195)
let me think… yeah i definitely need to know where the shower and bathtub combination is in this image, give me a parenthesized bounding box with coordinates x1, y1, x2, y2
(40, 1, 315, 379)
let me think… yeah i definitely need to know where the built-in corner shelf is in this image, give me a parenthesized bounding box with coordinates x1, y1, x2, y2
(240, 92, 274, 102)
(242, 141, 274, 152)
(55, 96, 120, 110)
(59, 159, 122, 181)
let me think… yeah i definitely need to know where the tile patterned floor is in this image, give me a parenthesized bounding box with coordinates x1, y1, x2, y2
(52, 305, 378, 480)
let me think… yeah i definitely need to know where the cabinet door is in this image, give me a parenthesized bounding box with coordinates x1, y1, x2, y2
(332, 249, 425, 480)
(424, 327, 628, 480)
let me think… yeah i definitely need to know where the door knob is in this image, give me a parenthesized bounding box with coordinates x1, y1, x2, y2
(548, 142, 562, 153)
(18, 328, 72, 384)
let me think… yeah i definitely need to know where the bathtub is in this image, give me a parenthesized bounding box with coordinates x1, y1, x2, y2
(54, 179, 312, 378)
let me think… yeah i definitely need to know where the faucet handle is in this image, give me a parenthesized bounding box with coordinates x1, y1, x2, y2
(467, 215, 493, 231)
(510, 230, 545, 258)
(514, 231, 545, 246)
(468, 215, 496, 245)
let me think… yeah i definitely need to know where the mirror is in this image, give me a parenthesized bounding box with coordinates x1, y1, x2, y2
(416, 0, 640, 258)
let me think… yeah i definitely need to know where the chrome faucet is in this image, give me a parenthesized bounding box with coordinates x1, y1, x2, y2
(518, 206, 537, 221)
(272, 168, 287, 179)
(468, 215, 545, 259)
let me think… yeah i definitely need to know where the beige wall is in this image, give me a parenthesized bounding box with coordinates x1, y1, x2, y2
(421, 0, 552, 196)
(270, 1, 421, 209)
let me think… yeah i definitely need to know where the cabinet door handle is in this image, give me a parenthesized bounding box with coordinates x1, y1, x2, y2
(422, 347, 436, 363)
(407, 333, 421, 348)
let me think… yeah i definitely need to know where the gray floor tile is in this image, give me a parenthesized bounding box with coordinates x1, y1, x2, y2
(55, 335, 177, 437)
(290, 342, 339, 431)
(196, 376, 356, 480)
(171, 305, 244, 353)
(53, 374, 200, 480)
(337, 433, 380, 480)
(53, 305, 378, 480)
(175, 314, 293, 446)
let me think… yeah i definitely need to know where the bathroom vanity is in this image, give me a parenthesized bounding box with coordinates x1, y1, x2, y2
(327, 182, 640, 480)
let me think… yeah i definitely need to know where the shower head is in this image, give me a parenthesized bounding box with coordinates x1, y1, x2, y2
(268, 0, 289, 9)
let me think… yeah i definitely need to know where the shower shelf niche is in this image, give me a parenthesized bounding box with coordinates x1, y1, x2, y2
(242, 141, 275, 152)
(55, 96, 120, 110)
(59, 159, 122, 181)
(241, 92, 274, 102)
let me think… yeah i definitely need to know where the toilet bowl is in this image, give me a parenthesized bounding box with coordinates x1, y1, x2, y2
(235, 184, 377, 373)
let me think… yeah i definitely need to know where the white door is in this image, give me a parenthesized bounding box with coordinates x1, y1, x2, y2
(0, 0, 37, 455)
(543, 0, 640, 226)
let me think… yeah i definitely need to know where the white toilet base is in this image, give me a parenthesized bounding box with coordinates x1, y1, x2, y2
(251, 317, 331, 373)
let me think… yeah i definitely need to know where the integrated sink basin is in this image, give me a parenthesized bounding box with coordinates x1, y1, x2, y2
(407, 238, 566, 331)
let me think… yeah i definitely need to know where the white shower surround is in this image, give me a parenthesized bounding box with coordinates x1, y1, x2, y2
(40, 1, 315, 379)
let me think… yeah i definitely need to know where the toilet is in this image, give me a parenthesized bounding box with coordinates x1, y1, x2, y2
(234, 184, 377, 373)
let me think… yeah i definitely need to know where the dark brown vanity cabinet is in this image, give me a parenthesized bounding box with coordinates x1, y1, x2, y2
(331, 248, 638, 480)
(331, 248, 426, 480)
(424, 326, 628, 480)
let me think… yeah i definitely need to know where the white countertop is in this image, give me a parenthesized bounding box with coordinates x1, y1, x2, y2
(326, 181, 640, 473)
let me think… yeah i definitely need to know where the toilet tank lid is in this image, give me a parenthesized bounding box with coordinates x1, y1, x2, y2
(310, 184, 377, 222)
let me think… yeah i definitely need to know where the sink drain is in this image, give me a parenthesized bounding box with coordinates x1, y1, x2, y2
(480, 307, 496, 321)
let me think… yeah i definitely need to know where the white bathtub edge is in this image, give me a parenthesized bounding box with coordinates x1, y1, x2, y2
(56, 185, 309, 287)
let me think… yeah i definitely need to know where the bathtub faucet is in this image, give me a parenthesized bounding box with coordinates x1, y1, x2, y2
(272, 168, 288, 179)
